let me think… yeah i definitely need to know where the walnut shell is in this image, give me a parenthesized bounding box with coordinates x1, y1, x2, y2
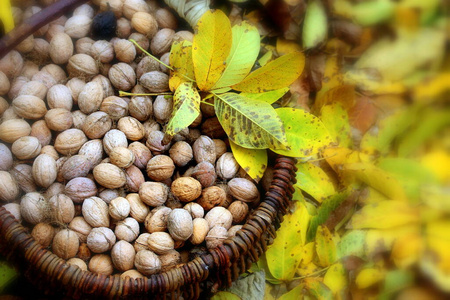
(146, 155, 175, 181)
(197, 186, 226, 211)
(206, 226, 228, 249)
(204, 207, 233, 230)
(108, 63, 136, 91)
(139, 181, 169, 207)
(190, 218, 209, 245)
(192, 135, 216, 164)
(228, 178, 260, 203)
(169, 141, 193, 167)
(54, 128, 88, 155)
(52, 229, 79, 259)
(111, 240, 136, 272)
(145, 206, 171, 233)
(0, 119, 31, 143)
(12, 95, 47, 119)
(32, 154, 57, 188)
(109, 196, 131, 220)
(65, 177, 97, 204)
(61, 155, 92, 181)
(147, 232, 174, 254)
(87, 227, 116, 253)
(115, 217, 140, 242)
(167, 208, 193, 241)
(134, 250, 161, 276)
(140, 71, 169, 93)
(93, 163, 127, 189)
(216, 152, 239, 180)
(82, 196, 109, 228)
(67, 54, 98, 79)
(171, 177, 202, 203)
(89, 254, 113, 275)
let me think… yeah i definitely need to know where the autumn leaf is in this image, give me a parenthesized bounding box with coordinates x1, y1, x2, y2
(211, 21, 260, 92)
(214, 93, 288, 150)
(315, 226, 337, 267)
(163, 82, 201, 144)
(295, 161, 336, 202)
(211, 291, 241, 300)
(304, 278, 334, 300)
(241, 88, 289, 104)
(277, 285, 303, 300)
(320, 103, 352, 148)
(356, 268, 384, 289)
(169, 40, 195, 91)
(273, 108, 332, 157)
(0, 0, 14, 33)
(323, 263, 348, 297)
(229, 140, 267, 181)
(192, 10, 232, 91)
(303, 0, 328, 49)
(337, 230, 367, 260)
(333, 0, 395, 26)
(232, 52, 305, 93)
(314, 84, 355, 113)
(316, 55, 344, 99)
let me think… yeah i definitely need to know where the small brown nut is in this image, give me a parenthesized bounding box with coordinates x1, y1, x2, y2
(136, 56, 160, 78)
(15, 34, 34, 54)
(227, 225, 243, 238)
(8, 76, 29, 100)
(54, 128, 88, 155)
(140, 71, 169, 93)
(201, 117, 227, 139)
(155, 8, 178, 30)
(0, 50, 23, 78)
(147, 232, 174, 254)
(145, 206, 171, 233)
(193, 135, 216, 164)
(134, 250, 161, 276)
(131, 12, 158, 38)
(39, 145, 59, 159)
(190, 218, 209, 245)
(109, 196, 131, 220)
(67, 54, 98, 79)
(65, 177, 97, 204)
(49, 194, 75, 224)
(45, 108, 73, 131)
(49, 32, 73, 64)
(82, 111, 112, 139)
(90, 40, 114, 63)
(65, 15, 92, 38)
(197, 186, 226, 211)
(77, 242, 92, 261)
(41, 64, 66, 83)
(126, 193, 149, 222)
(146, 155, 175, 181)
(129, 142, 152, 169)
(192, 162, 217, 188)
(61, 155, 92, 181)
(0, 96, 9, 115)
(167, 208, 193, 241)
(93, 163, 127, 189)
(110, 146, 135, 168)
(87, 227, 116, 253)
(228, 201, 249, 224)
(68, 216, 92, 243)
(78, 81, 104, 114)
(82, 196, 109, 228)
(125, 165, 145, 192)
(31, 222, 55, 247)
(206, 226, 228, 249)
(216, 152, 240, 180)
(146, 130, 170, 154)
(134, 233, 151, 252)
(139, 182, 169, 207)
(204, 207, 233, 230)
(169, 141, 193, 167)
(66, 258, 88, 271)
(12, 95, 47, 119)
(159, 250, 181, 272)
(32, 154, 57, 188)
(115, 17, 131, 38)
(171, 177, 202, 203)
(92, 74, 114, 97)
(111, 240, 136, 272)
(150, 29, 175, 56)
(11, 136, 41, 160)
(108, 62, 136, 91)
(117, 116, 145, 141)
(89, 254, 113, 275)
(0, 171, 20, 202)
(228, 178, 260, 203)
(0, 119, 31, 143)
(52, 229, 79, 259)
(3, 203, 22, 222)
(115, 217, 140, 242)
(44, 182, 65, 200)
(183, 202, 204, 219)
(103, 129, 128, 155)
(100, 96, 129, 120)
(114, 39, 136, 63)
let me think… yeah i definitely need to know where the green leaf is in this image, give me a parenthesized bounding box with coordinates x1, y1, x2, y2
(315, 226, 337, 267)
(337, 230, 367, 259)
(232, 52, 305, 93)
(212, 21, 260, 91)
(320, 103, 352, 148)
(240, 88, 289, 104)
(304, 278, 334, 300)
(258, 50, 273, 67)
(295, 161, 336, 202)
(192, 10, 232, 91)
(164, 82, 201, 143)
(0, 260, 18, 294)
(334, 0, 395, 26)
(211, 292, 241, 300)
(277, 285, 303, 300)
(214, 93, 288, 149)
(379, 270, 414, 300)
(169, 40, 195, 91)
(303, 0, 328, 49)
(229, 140, 268, 181)
(273, 108, 332, 157)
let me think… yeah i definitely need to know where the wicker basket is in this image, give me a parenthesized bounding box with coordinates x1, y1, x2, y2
(0, 156, 296, 299)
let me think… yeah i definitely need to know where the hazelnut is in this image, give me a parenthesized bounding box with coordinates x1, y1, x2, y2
(167, 208, 193, 241)
(134, 250, 161, 275)
(111, 240, 136, 272)
(87, 227, 116, 253)
(93, 163, 127, 189)
(206, 226, 228, 249)
(89, 254, 113, 275)
(52, 229, 80, 259)
(171, 177, 202, 202)
(31, 223, 55, 247)
(169, 141, 193, 167)
(147, 232, 174, 254)
(204, 207, 233, 230)
(197, 186, 226, 211)
(190, 218, 209, 245)
(228, 178, 260, 203)
(82, 196, 109, 228)
(115, 217, 140, 242)
(146, 155, 175, 181)
(145, 206, 171, 233)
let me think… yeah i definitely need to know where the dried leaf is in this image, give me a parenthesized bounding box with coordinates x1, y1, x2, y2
(315, 226, 337, 267)
(348, 96, 377, 134)
(192, 10, 232, 91)
(225, 271, 265, 300)
(303, 0, 328, 49)
(214, 93, 288, 150)
(241, 88, 289, 104)
(273, 108, 332, 157)
(320, 103, 352, 148)
(295, 161, 336, 202)
(169, 40, 195, 92)
(232, 52, 305, 93)
(229, 140, 268, 181)
(316, 55, 344, 100)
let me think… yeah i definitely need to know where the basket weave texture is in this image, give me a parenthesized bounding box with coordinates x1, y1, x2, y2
(0, 156, 297, 299)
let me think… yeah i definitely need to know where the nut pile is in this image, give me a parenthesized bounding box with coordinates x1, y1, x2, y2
(0, 0, 270, 278)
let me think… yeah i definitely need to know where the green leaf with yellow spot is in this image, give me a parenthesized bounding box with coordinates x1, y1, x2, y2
(229, 140, 267, 181)
(315, 226, 337, 267)
(214, 93, 288, 150)
(192, 10, 232, 91)
(232, 52, 305, 93)
(273, 108, 332, 157)
(163, 82, 200, 143)
(241, 88, 289, 104)
(320, 103, 352, 148)
(169, 40, 195, 92)
(211, 21, 260, 92)
(295, 161, 336, 202)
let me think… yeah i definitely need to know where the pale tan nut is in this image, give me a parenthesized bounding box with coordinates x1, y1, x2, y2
(155, 8, 178, 30)
(30, 120, 51, 148)
(65, 177, 97, 204)
(0, 119, 31, 144)
(89, 254, 113, 275)
(99, 0, 123, 17)
(77, 242, 92, 261)
(139, 181, 169, 207)
(190, 218, 209, 245)
(131, 12, 158, 38)
(49, 32, 73, 64)
(216, 152, 240, 180)
(204, 207, 233, 230)
(159, 249, 181, 272)
(68, 216, 92, 243)
(146, 130, 170, 154)
(126, 193, 149, 222)
(99, 189, 124, 204)
(82, 196, 109, 228)
(40, 145, 59, 161)
(169, 141, 193, 167)
(150, 29, 175, 56)
(114, 39, 136, 63)
(73, 3, 95, 18)
(19, 192, 47, 224)
(44, 108, 73, 132)
(71, 110, 87, 129)
(93, 163, 127, 189)
(32, 154, 57, 188)
(121, 269, 145, 279)
(31, 222, 55, 247)
(49, 194, 75, 224)
(191, 161, 217, 188)
(82, 111, 112, 139)
(183, 202, 204, 219)
(0, 50, 23, 78)
(66, 77, 85, 103)
(18, 80, 47, 99)
(197, 186, 226, 211)
(228, 178, 260, 203)
(115, 17, 131, 39)
(134, 250, 161, 276)
(115, 217, 140, 242)
(75, 141, 101, 171)
(2, 203, 22, 222)
(87, 227, 116, 253)
(44, 182, 65, 200)
(111, 240, 136, 272)
(193, 135, 216, 165)
(1, 142, 14, 169)
(103, 129, 128, 155)
(227, 225, 243, 238)
(110, 146, 135, 168)
(129, 142, 152, 169)
(228, 201, 249, 224)
(145, 206, 171, 233)
(65, 15, 92, 38)
(136, 56, 160, 79)
(125, 165, 145, 192)
(167, 208, 193, 241)
(52, 229, 79, 259)
(90, 40, 114, 64)
(147, 232, 174, 255)
(67, 54, 98, 79)
(78, 81, 104, 114)
(92, 74, 114, 98)
(54, 128, 88, 155)
(11, 136, 41, 160)
(109, 196, 130, 220)
(15, 34, 34, 54)
(140, 71, 169, 93)
(117, 116, 145, 141)
(206, 226, 228, 249)
(152, 95, 173, 124)
(66, 258, 88, 271)
(0, 171, 20, 202)
(108, 62, 136, 91)
(61, 155, 91, 181)
(0, 96, 9, 115)
(12, 95, 47, 119)
(123, 0, 150, 19)
(100, 96, 129, 121)
(134, 233, 151, 252)
(146, 155, 175, 182)
(128, 95, 153, 121)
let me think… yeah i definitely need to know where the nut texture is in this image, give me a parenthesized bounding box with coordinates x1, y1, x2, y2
(171, 177, 202, 202)
(167, 208, 193, 241)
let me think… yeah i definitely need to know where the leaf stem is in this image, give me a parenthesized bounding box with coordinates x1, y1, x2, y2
(130, 39, 174, 71)
(200, 100, 214, 107)
(119, 91, 173, 97)
(291, 266, 330, 280)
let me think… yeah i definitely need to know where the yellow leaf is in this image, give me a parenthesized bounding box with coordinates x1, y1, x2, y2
(314, 84, 355, 112)
(316, 55, 344, 99)
(320, 103, 352, 148)
(258, 50, 273, 67)
(232, 52, 305, 93)
(315, 226, 337, 267)
(366, 225, 420, 257)
(241, 88, 289, 104)
(301, 242, 316, 266)
(356, 268, 383, 289)
(347, 201, 419, 229)
(211, 291, 241, 300)
(323, 263, 348, 297)
(229, 140, 267, 181)
(0, 0, 14, 33)
(169, 40, 195, 91)
(277, 285, 303, 300)
(192, 10, 232, 91)
(297, 262, 320, 277)
(421, 150, 450, 184)
(211, 21, 260, 91)
(391, 233, 422, 268)
(304, 278, 333, 299)
(276, 38, 302, 55)
(413, 73, 450, 103)
(295, 161, 336, 202)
